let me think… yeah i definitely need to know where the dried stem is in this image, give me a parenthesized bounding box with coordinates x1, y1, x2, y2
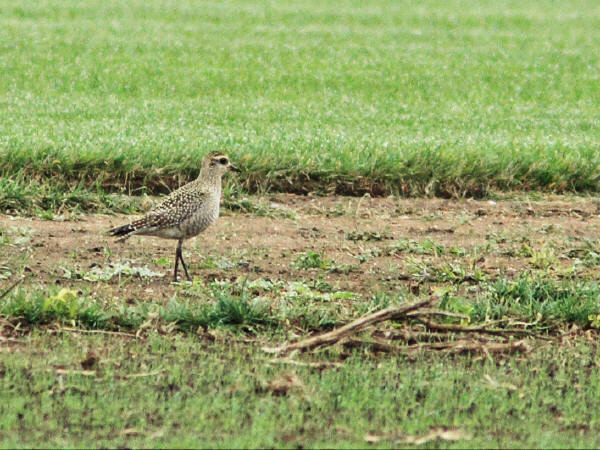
(0, 276, 25, 301)
(415, 339, 531, 354)
(415, 319, 538, 337)
(268, 358, 342, 370)
(262, 298, 431, 354)
(406, 308, 469, 320)
(57, 327, 139, 339)
(343, 338, 531, 355)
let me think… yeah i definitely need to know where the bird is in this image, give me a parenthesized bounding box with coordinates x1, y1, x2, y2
(108, 152, 240, 282)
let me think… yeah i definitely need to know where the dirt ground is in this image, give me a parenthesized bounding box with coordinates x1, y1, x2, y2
(2, 195, 600, 301)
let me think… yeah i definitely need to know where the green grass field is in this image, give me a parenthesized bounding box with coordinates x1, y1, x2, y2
(3, 331, 600, 448)
(3, 1, 600, 447)
(1, 0, 600, 213)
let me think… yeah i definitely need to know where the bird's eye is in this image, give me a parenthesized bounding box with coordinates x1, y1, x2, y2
(219, 157, 228, 165)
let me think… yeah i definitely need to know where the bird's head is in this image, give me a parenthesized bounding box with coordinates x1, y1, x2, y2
(202, 152, 241, 177)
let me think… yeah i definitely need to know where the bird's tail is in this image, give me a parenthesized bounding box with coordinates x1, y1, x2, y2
(108, 216, 153, 241)
(108, 223, 136, 242)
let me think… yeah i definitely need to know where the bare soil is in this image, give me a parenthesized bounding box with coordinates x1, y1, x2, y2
(2, 195, 600, 301)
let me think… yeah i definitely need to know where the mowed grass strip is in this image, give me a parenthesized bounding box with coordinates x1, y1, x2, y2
(1, 332, 600, 448)
(1, 314, 600, 447)
(1, 0, 600, 206)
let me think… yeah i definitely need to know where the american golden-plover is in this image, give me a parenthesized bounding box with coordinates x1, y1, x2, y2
(108, 152, 240, 281)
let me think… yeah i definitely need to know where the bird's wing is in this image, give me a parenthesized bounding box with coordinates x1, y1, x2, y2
(132, 184, 208, 232)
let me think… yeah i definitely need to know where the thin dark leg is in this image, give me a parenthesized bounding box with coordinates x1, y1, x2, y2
(179, 253, 191, 282)
(173, 240, 180, 282)
(174, 239, 191, 282)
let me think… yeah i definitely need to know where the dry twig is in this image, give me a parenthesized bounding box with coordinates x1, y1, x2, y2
(0, 276, 25, 301)
(374, 329, 463, 343)
(122, 370, 165, 379)
(415, 318, 542, 337)
(406, 339, 531, 355)
(51, 368, 97, 376)
(57, 327, 139, 339)
(262, 298, 431, 355)
(268, 358, 342, 370)
(406, 308, 469, 320)
(343, 338, 531, 356)
(0, 336, 24, 344)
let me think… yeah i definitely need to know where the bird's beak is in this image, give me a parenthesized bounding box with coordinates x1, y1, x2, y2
(229, 164, 241, 173)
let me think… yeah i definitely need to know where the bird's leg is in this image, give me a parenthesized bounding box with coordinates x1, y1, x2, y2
(174, 238, 191, 282)
(179, 253, 191, 282)
(173, 239, 181, 282)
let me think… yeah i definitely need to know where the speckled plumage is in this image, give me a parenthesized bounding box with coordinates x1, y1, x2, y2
(108, 152, 240, 281)
(127, 177, 220, 240)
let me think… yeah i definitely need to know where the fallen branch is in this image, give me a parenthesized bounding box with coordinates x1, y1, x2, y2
(268, 358, 342, 370)
(407, 339, 531, 355)
(342, 338, 398, 353)
(415, 319, 540, 337)
(52, 368, 97, 376)
(372, 329, 503, 344)
(406, 308, 469, 320)
(343, 338, 531, 356)
(122, 370, 165, 379)
(262, 298, 431, 355)
(0, 336, 24, 344)
(57, 327, 139, 339)
(0, 276, 25, 301)
(373, 329, 454, 343)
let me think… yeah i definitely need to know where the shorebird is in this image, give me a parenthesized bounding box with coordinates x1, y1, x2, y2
(108, 152, 240, 281)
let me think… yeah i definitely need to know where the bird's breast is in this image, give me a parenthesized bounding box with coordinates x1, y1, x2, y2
(181, 197, 220, 238)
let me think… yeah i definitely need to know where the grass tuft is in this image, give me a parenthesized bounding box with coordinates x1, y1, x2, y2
(478, 274, 600, 326)
(1, 285, 275, 333)
(162, 289, 274, 333)
(440, 273, 600, 329)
